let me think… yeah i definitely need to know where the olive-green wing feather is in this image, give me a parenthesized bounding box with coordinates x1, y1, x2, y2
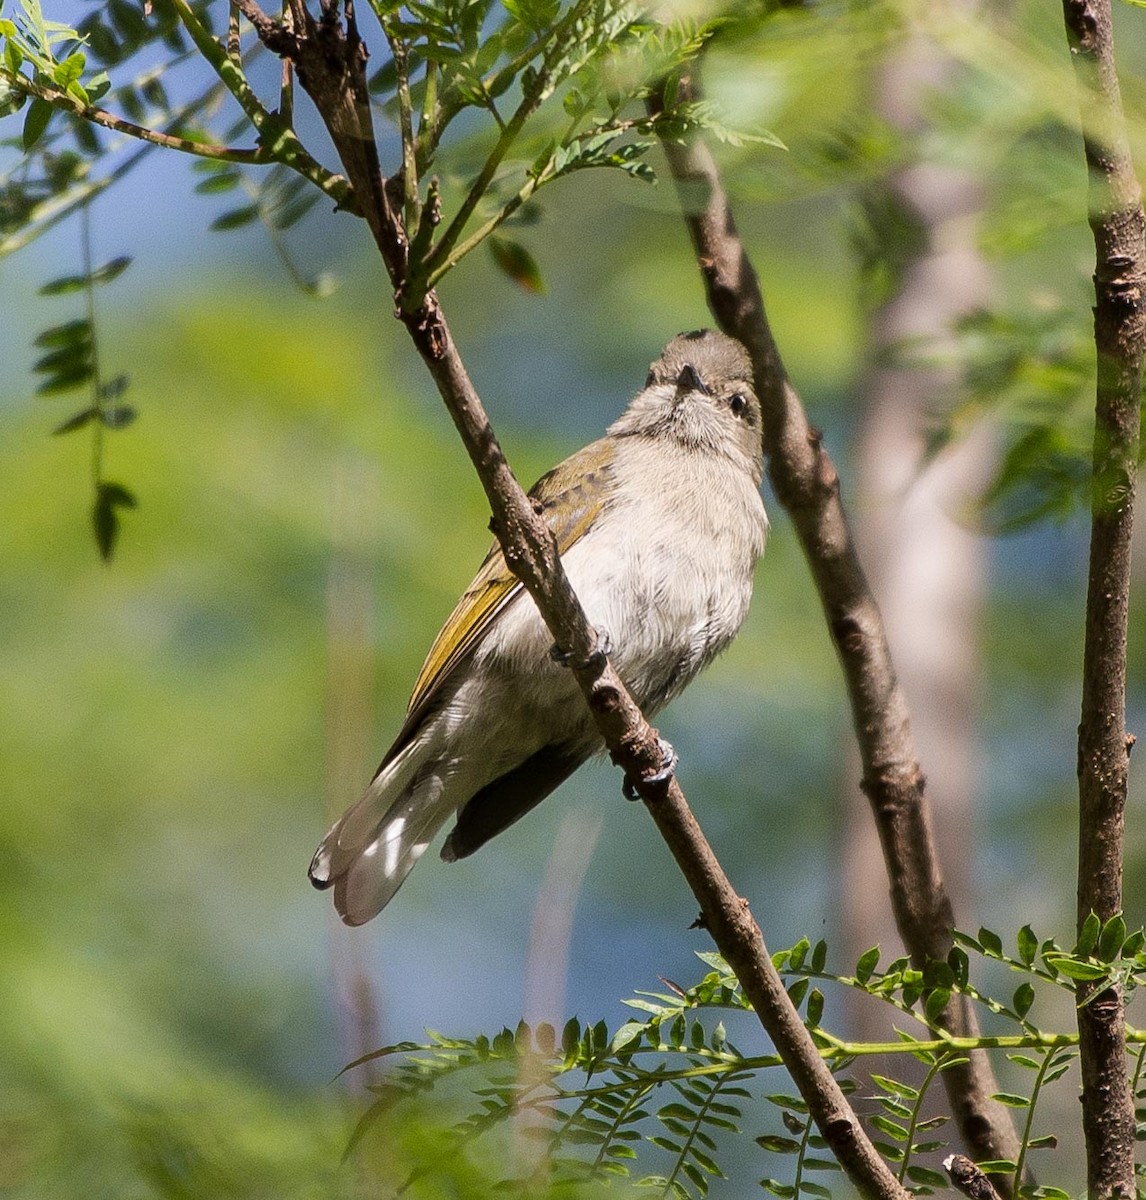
(377, 438, 615, 770)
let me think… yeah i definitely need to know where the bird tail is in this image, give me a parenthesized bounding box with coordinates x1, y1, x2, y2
(309, 743, 453, 926)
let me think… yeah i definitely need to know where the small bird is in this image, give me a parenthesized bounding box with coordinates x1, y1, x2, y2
(310, 329, 769, 925)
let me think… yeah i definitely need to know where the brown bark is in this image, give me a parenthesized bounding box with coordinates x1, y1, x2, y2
(1060, 0, 1146, 1194)
(943, 1154, 1004, 1200)
(649, 75, 1022, 1175)
(224, 4, 909, 1195)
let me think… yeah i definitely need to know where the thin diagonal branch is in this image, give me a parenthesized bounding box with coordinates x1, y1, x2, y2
(242, 9, 909, 1194)
(417, 0, 595, 296)
(0, 65, 240, 257)
(1, 69, 268, 161)
(1060, 0, 1145, 1194)
(648, 76, 1023, 1179)
(397, 313, 909, 1197)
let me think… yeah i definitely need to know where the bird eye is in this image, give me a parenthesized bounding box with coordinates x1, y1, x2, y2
(729, 392, 748, 417)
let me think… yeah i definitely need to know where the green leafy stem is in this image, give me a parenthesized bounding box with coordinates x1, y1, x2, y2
(340, 922, 1146, 1198)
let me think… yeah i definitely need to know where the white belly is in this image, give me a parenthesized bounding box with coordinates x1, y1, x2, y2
(476, 439, 767, 718)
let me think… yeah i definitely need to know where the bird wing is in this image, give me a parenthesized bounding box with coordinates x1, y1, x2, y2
(440, 742, 590, 861)
(375, 437, 616, 772)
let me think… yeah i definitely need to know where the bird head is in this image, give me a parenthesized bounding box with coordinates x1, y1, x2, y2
(608, 329, 763, 484)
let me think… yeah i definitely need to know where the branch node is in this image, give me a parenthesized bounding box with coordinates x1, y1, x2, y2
(943, 1154, 1003, 1200)
(398, 297, 448, 359)
(830, 613, 865, 655)
(621, 736, 678, 801)
(824, 1115, 856, 1140)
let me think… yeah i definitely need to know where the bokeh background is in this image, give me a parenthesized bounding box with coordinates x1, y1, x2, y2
(3, 0, 1146, 1193)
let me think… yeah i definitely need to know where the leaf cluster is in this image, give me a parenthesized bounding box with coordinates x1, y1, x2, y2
(1, 0, 786, 556)
(898, 303, 1101, 533)
(0, 0, 230, 259)
(0, 0, 780, 291)
(344, 961, 768, 1199)
(371, 0, 761, 297)
(33, 219, 137, 559)
(353, 922, 1146, 1198)
(0, 0, 203, 155)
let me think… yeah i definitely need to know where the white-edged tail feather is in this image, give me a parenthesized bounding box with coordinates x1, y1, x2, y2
(309, 744, 454, 925)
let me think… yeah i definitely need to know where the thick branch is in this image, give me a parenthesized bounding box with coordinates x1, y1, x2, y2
(171, 0, 354, 209)
(1061, 0, 1145, 1195)
(245, 10, 908, 1195)
(649, 78, 1022, 1177)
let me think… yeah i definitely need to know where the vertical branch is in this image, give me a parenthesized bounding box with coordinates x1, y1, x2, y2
(1060, 0, 1146, 1194)
(648, 76, 1023, 1175)
(227, 0, 242, 64)
(845, 0, 990, 995)
(380, 16, 420, 227)
(279, 4, 295, 126)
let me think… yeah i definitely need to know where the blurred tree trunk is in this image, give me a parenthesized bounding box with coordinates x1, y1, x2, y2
(325, 460, 384, 1090)
(522, 812, 601, 1032)
(841, 11, 993, 1041)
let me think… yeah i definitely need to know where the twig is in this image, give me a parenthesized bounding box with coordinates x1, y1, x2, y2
(379, 13, 419, 228)
(420, 27, 551, 167)
(1, 69, 267, 162)
(417, 0, 597, 294)
(647, 74, 1023, 1179)
(1060, 0, 1146, 1195)
(423, 166, 544, 288)
(243, 9, 910, 1196)
(426, 114, 650, 286)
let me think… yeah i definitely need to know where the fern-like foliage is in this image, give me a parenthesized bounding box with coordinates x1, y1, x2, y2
(346, 918, 1146, 1198)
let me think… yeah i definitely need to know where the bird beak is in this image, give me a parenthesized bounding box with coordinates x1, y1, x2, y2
(675, 363, 709, 398)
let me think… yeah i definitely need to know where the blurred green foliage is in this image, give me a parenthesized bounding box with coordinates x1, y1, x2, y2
(0, 246, 850, 1193)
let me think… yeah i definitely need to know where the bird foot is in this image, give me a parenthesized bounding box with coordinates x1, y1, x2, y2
(622, 738, 678, 800)
(550, 626, 613, 672)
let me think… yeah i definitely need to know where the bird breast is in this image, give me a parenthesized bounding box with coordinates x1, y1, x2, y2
(471, 436, 767, 730)
(561, 438, 768, 714)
